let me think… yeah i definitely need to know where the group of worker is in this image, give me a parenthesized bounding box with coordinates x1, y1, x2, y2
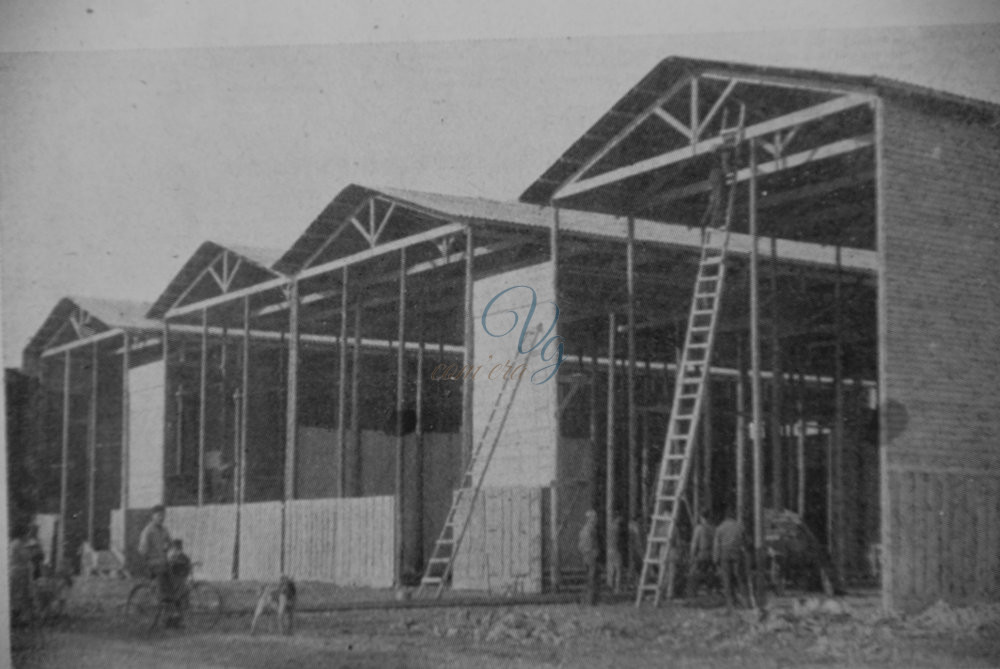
(577, 507, 750, 608)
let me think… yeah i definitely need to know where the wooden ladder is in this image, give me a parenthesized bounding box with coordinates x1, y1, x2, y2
(415, 327, 537, 599)
(635, 112, 743, 607)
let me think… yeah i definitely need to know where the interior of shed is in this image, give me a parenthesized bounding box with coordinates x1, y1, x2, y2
(545, 67, 882, 590)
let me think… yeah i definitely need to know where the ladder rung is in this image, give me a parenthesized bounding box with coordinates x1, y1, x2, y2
(428, 557, 451, 564)
(421, 577, 443, 585)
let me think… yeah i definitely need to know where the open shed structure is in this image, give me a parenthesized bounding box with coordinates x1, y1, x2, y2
(20, 56, 999, 613)
(521, 56, 1000, 612)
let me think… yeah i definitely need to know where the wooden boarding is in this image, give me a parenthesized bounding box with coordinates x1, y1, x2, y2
(239, 501, 283, 581)
(167, 504, 238, 581)
(451, 486, 543, 594)
(285, 496, 394, 587)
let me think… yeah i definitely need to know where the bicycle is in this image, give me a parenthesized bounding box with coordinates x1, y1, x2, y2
(124, 561, 223, 633)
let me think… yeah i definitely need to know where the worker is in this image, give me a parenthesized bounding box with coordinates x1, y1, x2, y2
(688, 512, 716, 596)
(713, 507, 747, 609)
(578, 509, 599, 605)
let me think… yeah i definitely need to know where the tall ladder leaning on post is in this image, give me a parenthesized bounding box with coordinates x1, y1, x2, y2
(636, 106, 745, 607)
(416, 324, 541, 599)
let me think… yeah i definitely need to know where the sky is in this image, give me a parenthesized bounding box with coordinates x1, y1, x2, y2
(2, 0, 999, 367)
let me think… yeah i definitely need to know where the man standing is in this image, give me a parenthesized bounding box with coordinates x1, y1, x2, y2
(688, 513, 715, 596)
(713, 508, 746, 609)
(578, 509, 599, 605)
(137, 505, 181, 627)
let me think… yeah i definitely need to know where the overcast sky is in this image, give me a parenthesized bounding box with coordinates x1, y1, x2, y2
(2, 1, 999, 367)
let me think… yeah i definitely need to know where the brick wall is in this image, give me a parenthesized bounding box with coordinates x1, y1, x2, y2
(880, 97, 1000, 610)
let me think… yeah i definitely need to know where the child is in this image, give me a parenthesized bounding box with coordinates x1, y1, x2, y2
(164, 539, 191, 628)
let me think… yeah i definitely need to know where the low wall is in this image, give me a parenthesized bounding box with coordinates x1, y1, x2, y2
(112, 495, 394, 587)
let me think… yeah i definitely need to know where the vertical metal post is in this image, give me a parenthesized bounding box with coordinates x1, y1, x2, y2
(833, 246, 845, 576)
(550, 208, 561, 591)
(736, 336, 747, 523)
(796, 395, 806, 517)
(626, 216, 638, 529)
(120, 333, 131, 555)
(461, 228, 474, 470)
(590, 352, 599, 511)
(198, 309, 208, 506)
(769, 236, 783, 509)
(350, 306, 362, 496)
(394, 250, 407, 586)
(240, 296, 250, 506)
(337, 267, 349, 498)
(749, 139, 765, 556)
(414, 335, 425, 571)
(702, 371, 713, 517)
(162, 321, 170, 503)
(57, 350, 71, 571)
(640, 358, 652, 523)
(605, 313, 617, 577)
(285, 281, 300, 502)
(284, 281, 300, 574)
(87, 342, 99, 545)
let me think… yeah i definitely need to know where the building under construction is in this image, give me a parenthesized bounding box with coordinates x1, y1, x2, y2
(21, 56, 1000, 613)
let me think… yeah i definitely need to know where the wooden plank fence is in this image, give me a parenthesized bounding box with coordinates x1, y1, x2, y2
(452, 486, 543, 594)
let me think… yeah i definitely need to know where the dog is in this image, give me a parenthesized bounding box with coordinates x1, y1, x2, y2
(250, 575, 296, 635)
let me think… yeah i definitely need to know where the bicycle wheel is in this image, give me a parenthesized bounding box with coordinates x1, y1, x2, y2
(124, 582, 162, 633)
(184, 582, 223, 632)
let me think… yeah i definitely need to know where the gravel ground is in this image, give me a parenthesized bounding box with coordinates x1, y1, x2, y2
(11, 579, 1000, 668)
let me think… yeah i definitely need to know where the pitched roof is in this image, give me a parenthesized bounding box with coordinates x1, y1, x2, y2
(23, 295, 158, 360)
(147, 241, 284, 319)
(274, 184, 560, 274)
(520, 55, 1000, 206)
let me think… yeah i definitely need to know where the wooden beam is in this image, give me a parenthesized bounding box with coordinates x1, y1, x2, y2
(162, 321, 171, 502)
(653, 108, 692, 140)
(551, 74, 694, 202)
(648, 135, 875, 208)
(555, 209, 878, 273)
(301, 220, 351, 271)
(555, 94, 872, 199)
(759, 170, 874, 210)
(698, 79, 738, 137)
(41, 328, 125, 358)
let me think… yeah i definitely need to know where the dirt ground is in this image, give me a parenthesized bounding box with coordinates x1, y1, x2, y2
(11, 579, 1000, 669)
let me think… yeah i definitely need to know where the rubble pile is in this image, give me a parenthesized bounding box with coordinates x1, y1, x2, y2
(478, 611, 562, 645)
(900, 599, 1000, 637)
